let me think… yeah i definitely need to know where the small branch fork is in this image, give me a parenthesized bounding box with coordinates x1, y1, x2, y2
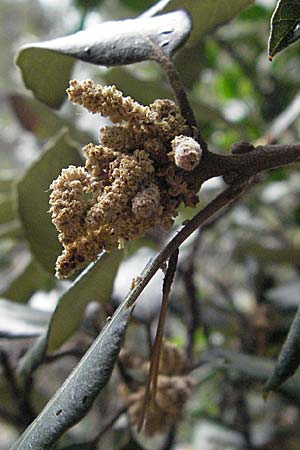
(138, 249, 179, 432)
(132, 182, 249, 434)
(189, 142, 300, 193)
(153, 44, 300, 188)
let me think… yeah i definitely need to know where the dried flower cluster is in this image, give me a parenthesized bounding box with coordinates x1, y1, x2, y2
(123, 341, 195, 436)
(50, 80, 202, 278)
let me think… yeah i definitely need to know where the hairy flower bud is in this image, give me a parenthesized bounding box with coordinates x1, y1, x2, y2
(131, 184, 160, 220)
(172, 135, 202, 171)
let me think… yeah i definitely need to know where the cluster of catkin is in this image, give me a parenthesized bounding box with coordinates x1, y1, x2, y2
(49, 80, 202, 278)
(121, 341, 195, 436)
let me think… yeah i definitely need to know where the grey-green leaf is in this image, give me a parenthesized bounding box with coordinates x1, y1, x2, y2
(11, 295, 133, 450)
(263, 305, 300, 393)
(18, 250, 122, 377)
(20, 11, 190, 65)
(213, 349, 300, 403)
(16, 130, 83, 274)
(268, 0, 300, 59)
(15, 10, 191, 108)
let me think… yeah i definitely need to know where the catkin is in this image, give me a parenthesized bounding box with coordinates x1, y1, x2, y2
(50, 80, 202, 277)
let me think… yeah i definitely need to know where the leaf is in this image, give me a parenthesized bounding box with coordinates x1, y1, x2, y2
(0, 194, 16, 225)
(234, 241, 300, 265)
(59, 443, 98, 450)
(266, 281, 300, 310)
(268, 0, 300, 60)
(120, 0, 154, 12)
(16, 130, 83, 274)
(0, 220, 23, 240)
(0, 299, 50, 338)
(144, 0, 255, 43)
(2, 258, 54, 304)
(11, 290, 133, 450)
(15, 10, 191, 108)
(15, 50, 75, 108)
(18, 250, 122, 377)
(212, 349, 300, 403)
(143, 0, 254, 90)
(0, 172, 15, 193)
(263, 305, 300, 394)
(73, 0, 104, 10)
(120, 438, 146, 450)
(8, 93, 92, 143)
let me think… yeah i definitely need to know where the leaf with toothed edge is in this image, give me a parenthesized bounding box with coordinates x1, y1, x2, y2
(15, 10, 191, 108)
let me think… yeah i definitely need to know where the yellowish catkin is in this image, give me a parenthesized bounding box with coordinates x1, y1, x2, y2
(123, 340, 194, 436)
(50, 80, 202, 278)
(127, 375, 195, 436)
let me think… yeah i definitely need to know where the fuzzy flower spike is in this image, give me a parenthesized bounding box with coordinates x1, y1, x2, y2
(49, 80, 202, 278)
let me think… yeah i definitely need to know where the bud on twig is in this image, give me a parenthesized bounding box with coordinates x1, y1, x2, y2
(172, 135, 202, 171)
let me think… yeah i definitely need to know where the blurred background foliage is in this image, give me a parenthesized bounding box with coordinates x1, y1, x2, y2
(2, 0, 300, 449)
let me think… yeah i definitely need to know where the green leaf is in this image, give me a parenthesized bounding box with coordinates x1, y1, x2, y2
(263, 306, 300, 394)
(144, 0, 255, 43)
(2, 258, 54, 303)
(0, 194, 16, 225)
(0, 299, 50, 338)
(15, 50, 75, 108)
(0, 220, 23, 240)
(144, 0, 254, 89)
(18, 250, 122, 377)
(268, 0, 300, 60)
(16, 130, 83, 274)
(15, 10, 191, 108)
(73, 0, 104, 10)
(0, 172, 15, 193)
(11, 284, 133, 450)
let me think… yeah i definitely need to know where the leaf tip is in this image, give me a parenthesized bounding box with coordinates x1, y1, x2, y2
(268, 55, 273, 62)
